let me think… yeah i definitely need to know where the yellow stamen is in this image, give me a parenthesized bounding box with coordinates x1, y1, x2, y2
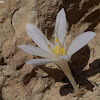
(62, 48, 66, 55)
(48, 38, 66, 58)
(54, 46, 59, 52)
(54, 45, 65, 55)
(48, 44, 59, 58)
(56, 38, 63, 49)
(56, 38, 59, 43)
(58, 46, 61, 54)
(54, 46, 61, 54)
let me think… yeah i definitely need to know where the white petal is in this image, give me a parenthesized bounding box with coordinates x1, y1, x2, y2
(26, 59, 55, 66)
(59, 55, 69, 60)
(55, 8, 67, 47)
(17, 45, 56, 59)
(26, 23, 54, 53)
(67, 31, 96, 56)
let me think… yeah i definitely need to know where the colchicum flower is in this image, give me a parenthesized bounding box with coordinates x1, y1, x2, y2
(17, 8, 96, 95)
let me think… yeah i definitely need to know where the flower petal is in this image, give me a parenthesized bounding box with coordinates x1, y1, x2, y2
(26, 23, 55, 53)
(55, 8, 67, 47)
(59, 55, 70, 60)
(17, 45, 56, 59)
(26, 59, 55, 66)
(67, 31, 96, 56)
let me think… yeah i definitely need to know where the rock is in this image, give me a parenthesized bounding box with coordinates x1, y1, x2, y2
(33, 93, 43, 100)
(0, 75, 5, 86)
(11, 51, 32, 70)
(0, 65, 14, 77)
(0, 0, 100, 100)
(0, 17, 14, 45)
(1, 38, 16, 58)
(32, 77, 45, 94)
(12, 0, 37, 38)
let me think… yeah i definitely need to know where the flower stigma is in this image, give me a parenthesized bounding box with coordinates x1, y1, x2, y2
(48, 38, 66, 58)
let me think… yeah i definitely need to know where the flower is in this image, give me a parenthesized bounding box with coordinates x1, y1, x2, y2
(17, 8, 96, 95)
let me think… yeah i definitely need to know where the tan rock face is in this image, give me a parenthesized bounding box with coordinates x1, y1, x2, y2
(0, 0, 100, 100)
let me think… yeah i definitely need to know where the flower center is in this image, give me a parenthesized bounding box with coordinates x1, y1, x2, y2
(48, 38, 65, 58)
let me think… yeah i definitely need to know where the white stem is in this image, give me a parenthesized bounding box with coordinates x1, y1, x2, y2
(65, 70, 79, 93)
(57, 60, 79, 93)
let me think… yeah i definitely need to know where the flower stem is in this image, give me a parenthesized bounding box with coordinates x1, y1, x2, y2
(65, 69, 79, 93)
(57, 60, 80, 94)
